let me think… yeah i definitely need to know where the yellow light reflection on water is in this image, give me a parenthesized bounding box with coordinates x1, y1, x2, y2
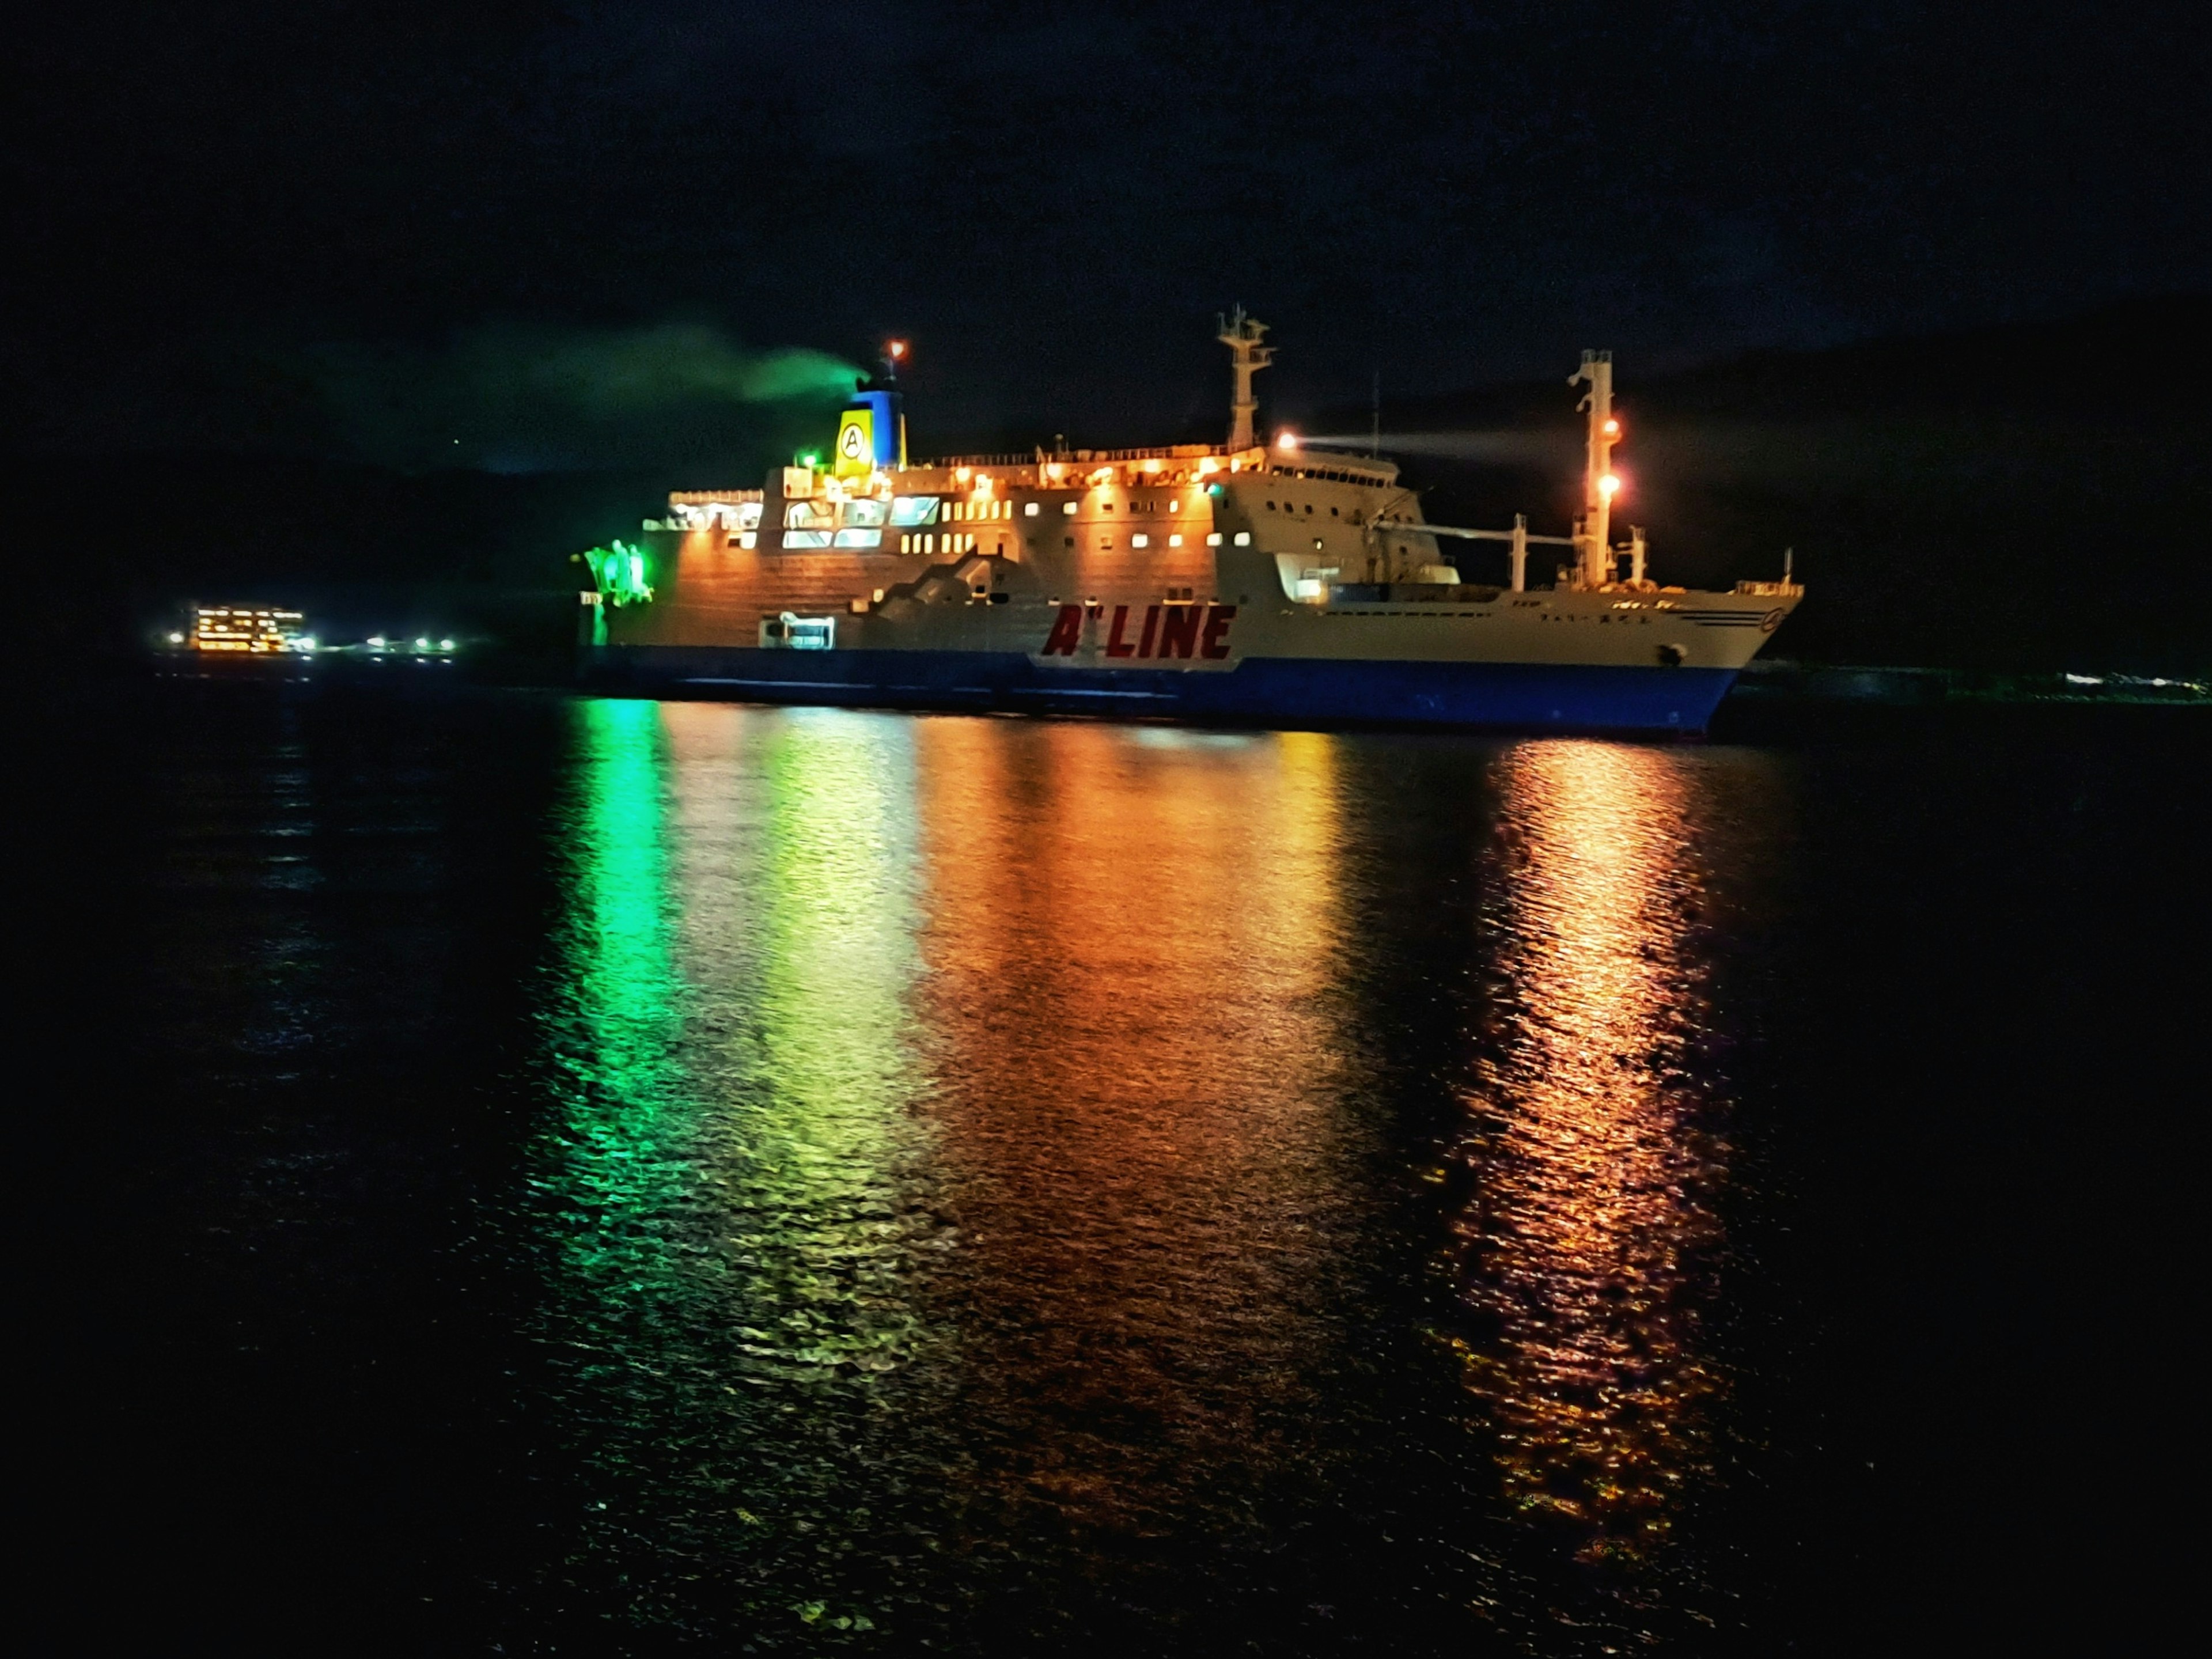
(1456, 739, 1726, 1566)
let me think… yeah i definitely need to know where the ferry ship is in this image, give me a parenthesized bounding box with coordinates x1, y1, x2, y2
(577, 315, 1801, 732)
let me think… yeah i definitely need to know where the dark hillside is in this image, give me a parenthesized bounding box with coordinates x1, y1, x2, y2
(1321, 298, 2212, 673)
(13, 454, 666, 671)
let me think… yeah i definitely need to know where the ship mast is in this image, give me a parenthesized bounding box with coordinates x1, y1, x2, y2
(1569, 350, 1619, 589)
(1217, 307, 1274, 451)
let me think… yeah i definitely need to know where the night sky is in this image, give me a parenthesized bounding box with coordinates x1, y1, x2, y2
(14, 1, 2210, 464)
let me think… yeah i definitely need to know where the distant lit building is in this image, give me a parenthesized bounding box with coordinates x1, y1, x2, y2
(192, 606, 309, 653)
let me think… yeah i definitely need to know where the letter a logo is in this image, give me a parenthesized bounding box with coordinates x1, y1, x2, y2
(1041, 604, 1083, 656)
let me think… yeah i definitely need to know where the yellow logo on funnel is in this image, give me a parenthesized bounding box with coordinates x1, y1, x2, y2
(834, 409, 874, 477)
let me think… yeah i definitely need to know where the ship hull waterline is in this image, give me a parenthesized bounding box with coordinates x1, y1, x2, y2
(579, 645, 1741, 734)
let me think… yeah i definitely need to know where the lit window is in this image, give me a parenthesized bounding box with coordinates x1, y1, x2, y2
(1207, 532, 1224, 546)
(1062, 501, 1077, 515)
(1169, 533, 1184, 546)
(840, 498, 888, 528)
(1132, 533, 1150, 547)
(783, 529, 833, 548)
(1168, 499, 1180, 513)
(738, 531, 758, 549)
(1233, 532, 1251, 546)
(833, 528, 884, 548)
(1024, 502, 1039, 516)
(891, 496, 940, 526)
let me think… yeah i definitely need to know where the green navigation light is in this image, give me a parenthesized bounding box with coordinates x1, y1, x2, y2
(581, 537, 655, 606)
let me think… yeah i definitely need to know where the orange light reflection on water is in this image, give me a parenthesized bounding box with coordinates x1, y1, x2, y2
(908, 718, 1354, 1529)
(1455, 739, 1728, 1566)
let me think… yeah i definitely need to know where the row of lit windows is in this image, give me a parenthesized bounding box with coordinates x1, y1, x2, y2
(1062, 532, 1252, 550)
(759, 524, 1273, 556)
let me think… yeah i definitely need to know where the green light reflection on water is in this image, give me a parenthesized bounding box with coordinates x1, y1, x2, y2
(531, 699, 942, 1633)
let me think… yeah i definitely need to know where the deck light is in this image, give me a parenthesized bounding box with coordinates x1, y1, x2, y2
(1277, 431, 1299, 450)
(887, 340, 907, 359)
(1599, 473, 1621, 498)
(1603, 418, 1620, 437)
(167, 631, 184, 643)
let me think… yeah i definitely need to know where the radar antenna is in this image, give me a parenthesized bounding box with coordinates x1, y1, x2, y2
(1217, 307, 1274, 452)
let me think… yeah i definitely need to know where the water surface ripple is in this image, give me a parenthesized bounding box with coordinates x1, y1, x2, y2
(46, 685, 2205, 1657)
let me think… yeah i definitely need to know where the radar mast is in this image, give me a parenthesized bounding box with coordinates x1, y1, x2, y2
(1217, 307, 1274, 451)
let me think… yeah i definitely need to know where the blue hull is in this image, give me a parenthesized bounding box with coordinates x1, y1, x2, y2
(582, 646, 1738, 734)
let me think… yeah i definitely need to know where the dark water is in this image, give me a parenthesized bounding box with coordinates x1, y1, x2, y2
(29, 681, 2206, 1654)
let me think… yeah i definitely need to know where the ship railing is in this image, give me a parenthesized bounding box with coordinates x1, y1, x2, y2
(924, 443, 1251, 467)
